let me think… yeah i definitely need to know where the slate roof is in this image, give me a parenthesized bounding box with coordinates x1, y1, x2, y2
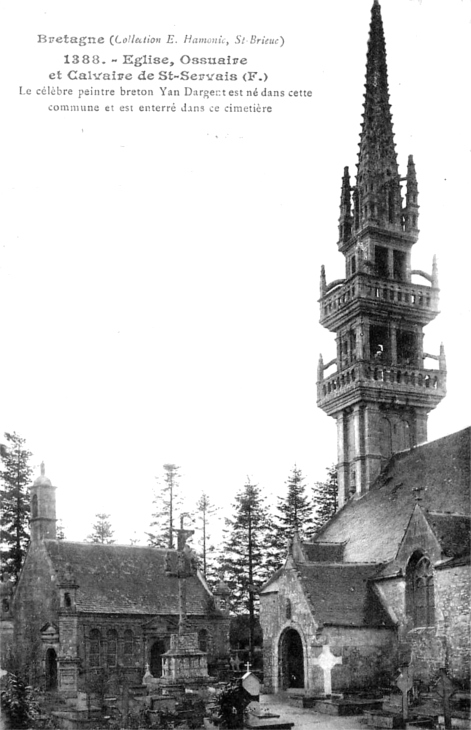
(297, 563, 393, 628)
(44, 540, 213, 615)
(313, 428, 470, 564)
(424, 513, 470, 558)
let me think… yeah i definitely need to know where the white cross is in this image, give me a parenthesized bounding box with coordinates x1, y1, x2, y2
(313, 644, 342, 695)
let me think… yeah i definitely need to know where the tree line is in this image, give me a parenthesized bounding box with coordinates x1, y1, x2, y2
(1, 433, 338, 620)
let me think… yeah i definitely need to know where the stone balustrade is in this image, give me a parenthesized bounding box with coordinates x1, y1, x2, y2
(320, 273, 438, 324)
(317, 361, 445, 403)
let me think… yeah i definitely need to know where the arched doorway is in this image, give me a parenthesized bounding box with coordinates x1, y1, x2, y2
(45, 648, 58, 690)
(150, 639, 167, 678)
(279, 628, 304, 690)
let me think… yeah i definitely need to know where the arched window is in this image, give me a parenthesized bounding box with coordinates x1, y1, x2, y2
(64, 592, 72, 608)
(107, 629, 118, 667)
(123, 630, 133, 666)
(406, 553, 435, 627)
(32, 494, 38, 519)
(89, 629, 101, 668)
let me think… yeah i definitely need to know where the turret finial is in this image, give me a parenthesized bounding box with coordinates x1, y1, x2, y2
(432, 255, 439, 287)
(320, 265, 327, 297)
(40, 461, 45, 476)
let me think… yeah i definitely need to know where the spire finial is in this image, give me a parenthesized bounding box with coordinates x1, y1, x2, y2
(40, 461, 45, 476)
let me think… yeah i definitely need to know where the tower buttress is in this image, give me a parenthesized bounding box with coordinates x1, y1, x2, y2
(317, 1, 446, 507)
(30, 462, 57, 542)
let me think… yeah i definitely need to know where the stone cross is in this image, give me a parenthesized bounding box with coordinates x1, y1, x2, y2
(313, 644, 342, 696)
(230, 655, 242, 672)
(396, 665, 413, 722)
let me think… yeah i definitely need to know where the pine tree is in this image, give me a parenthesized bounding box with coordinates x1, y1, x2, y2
(87, 513, 115, 544)
(221, 479, 274, 656)
(312, 465, 339, 533)
(271, 465, 316, 569)
(147, 464, 182, 549)
(0, 432, 33, 582)
(194, 492, 220, 582)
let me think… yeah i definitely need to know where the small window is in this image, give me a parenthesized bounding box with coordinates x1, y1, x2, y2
(286, 598, 292, 620)
(351, 255, 356, 274)
(64, 593, 72, 608)
(198, 628, 208, 653)
(32, 494, 38, 519)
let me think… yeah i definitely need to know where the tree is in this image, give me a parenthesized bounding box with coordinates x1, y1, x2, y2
(311, 465, 338, 534)
(194, 492, 220, 582)
(147, 464, 182, 549)
(221, 479, 274, 658)
(87, 513, 115, 544)
(270, 465, 316, 570)
(0, 432, 33, 582)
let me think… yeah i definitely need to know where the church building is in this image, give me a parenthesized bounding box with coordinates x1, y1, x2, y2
(260, 1, 470, 696)
(12, 465, 230, 695)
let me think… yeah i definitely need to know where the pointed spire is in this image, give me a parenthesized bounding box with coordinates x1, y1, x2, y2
(356, 1, 402, 231)
(432, 254, 439, 288)
(317, 353, 324, 382)
(439, 343, 446, 371)
(320, 265, 327, 297)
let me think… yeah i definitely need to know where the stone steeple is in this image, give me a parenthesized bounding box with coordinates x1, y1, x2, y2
(317, 1, 446, 507)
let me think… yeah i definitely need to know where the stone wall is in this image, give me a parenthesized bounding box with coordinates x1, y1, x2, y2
(435, 563, 470, 683)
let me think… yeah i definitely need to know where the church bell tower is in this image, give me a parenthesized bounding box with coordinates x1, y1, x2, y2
(317, 1, 446, 507)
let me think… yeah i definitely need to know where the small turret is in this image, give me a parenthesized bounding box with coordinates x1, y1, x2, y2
(338, 167, 352, 244)
(404, 155, 419, 238)
(30, 462, 57, 542)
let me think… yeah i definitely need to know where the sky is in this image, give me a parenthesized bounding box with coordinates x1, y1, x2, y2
(2, 0, 470, 544)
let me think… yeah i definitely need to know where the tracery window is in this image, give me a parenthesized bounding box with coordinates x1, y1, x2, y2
(406, 553, 435, 627)
(89, 629, 101, 668)
(107, 629, 118, 667)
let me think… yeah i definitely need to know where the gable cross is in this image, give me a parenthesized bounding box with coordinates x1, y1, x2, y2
(313, 644, 342, 696)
